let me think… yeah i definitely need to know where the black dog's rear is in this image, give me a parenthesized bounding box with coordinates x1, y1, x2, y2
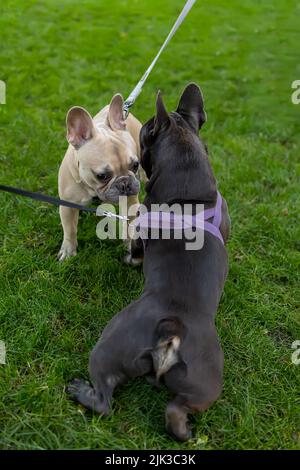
(67, 84, 230, 441)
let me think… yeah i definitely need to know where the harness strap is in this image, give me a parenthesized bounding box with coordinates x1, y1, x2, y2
(213, 190, 223, 228)
(203, 221, 224, 244)
(134, 191, 224, 245)
(203, 191, 224, 244)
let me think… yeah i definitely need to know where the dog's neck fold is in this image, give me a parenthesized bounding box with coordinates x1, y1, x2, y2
(69, 148, 82, 184)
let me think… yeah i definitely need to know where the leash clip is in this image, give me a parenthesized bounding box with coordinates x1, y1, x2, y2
(123, 99, 133, 119)
(101, 210, 129, 221)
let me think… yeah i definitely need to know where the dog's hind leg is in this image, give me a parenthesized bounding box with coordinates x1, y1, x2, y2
(163, 361, 219, 441)
(165, 396, 192, 442)
(165, 396, 214, 442)
(66, 378, 113, 415)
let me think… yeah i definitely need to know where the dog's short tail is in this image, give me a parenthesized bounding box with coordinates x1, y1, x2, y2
(152, 317, 185, 379)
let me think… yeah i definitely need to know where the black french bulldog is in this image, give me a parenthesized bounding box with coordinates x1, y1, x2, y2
(67, 84, 230, 441)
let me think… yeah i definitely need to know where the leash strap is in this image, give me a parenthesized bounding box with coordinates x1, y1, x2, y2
(0, 184, 97, 212)
(123, 0, 197, 117)
(0, 185, 129, 220)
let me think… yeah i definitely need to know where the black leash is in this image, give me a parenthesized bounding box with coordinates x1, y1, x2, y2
(0, 184, 97, 213)
(0, 184, 130, 220)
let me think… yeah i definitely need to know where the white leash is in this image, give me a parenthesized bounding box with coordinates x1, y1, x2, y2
(123, 0, 197, 118)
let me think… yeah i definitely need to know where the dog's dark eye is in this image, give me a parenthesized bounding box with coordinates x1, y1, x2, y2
(96, 172, 111, 182)
(132, 161, 139, 173)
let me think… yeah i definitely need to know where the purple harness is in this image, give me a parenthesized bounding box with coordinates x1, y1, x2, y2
(134, 191, 224, 245)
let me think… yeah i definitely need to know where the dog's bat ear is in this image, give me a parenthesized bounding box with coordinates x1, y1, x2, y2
(154, 91, 169, 132)
(66, 106, 94, 149)
(108, 94, 126, 131)
(176, 83, 206, 132)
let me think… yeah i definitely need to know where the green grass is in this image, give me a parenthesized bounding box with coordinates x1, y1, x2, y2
(0, 0, 299, 450)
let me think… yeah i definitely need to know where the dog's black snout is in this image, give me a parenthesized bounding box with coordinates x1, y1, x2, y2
(117, 176, 131, 194)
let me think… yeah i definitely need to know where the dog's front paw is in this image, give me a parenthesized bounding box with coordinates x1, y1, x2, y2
(58, 241, 77, 261)
(123, 238, 144, 266)
(124, 252, 143, 267)
(66, 378, 110, 415)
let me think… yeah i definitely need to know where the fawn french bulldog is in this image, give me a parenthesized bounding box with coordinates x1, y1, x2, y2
(58, 94, 142, 262)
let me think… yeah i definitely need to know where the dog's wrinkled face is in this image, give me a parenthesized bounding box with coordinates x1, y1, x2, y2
(140, 83, 216, 203)
(66, 95, 140, 203)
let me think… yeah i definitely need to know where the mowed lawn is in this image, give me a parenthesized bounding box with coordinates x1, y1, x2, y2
(0, 0, 299, 450)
